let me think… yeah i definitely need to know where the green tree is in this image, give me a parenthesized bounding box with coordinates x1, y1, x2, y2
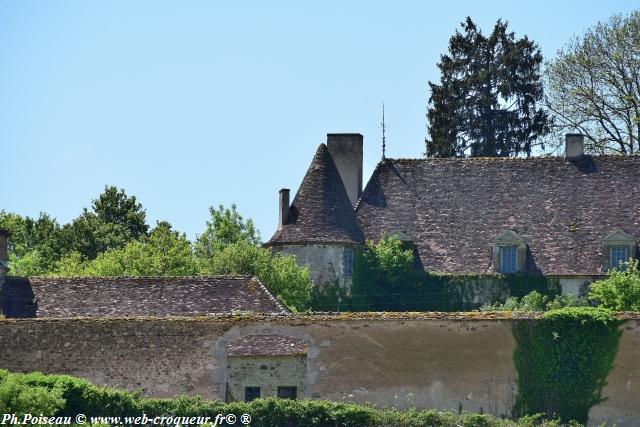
(199, 241, 312, 311)
(55, 221, 197, 277)
(426, 17, 550, 157)
(0, 211, 64, 275)
(545, 11, 640, 155)
(351, 235, 417, 311)
(195, 204, 260, 257)
(60, 186, 149, 260)
(589, 259, 640, 311)
(92, 185, 149, 239)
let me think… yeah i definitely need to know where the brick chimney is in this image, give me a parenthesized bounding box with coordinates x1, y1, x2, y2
(0, 229, 9, 283)
(565, 133, 584, 159)
(278, 189, 290, 230)
(326, 133, 363, 208)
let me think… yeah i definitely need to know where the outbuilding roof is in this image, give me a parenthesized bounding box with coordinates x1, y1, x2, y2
(2, 275, 288, 318)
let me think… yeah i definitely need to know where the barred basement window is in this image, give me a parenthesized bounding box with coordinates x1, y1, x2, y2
(500, 246, 518, 273)
(277, 386, 297, 400)
(245, 386, 260, 402)
(342, 248, 354, 276)
(610, 246, 630, 270)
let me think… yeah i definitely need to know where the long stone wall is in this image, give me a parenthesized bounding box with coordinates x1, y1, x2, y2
(0, 314, 638, 426)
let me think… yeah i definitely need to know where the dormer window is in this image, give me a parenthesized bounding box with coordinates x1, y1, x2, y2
(500, 246, 518, 273)
(602, 230, 636, 271)
(493, 231, 527, 274)
(610, 246, 630, 270)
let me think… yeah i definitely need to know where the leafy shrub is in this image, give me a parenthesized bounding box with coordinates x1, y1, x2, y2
(0, 370, 579, 426)
(589, 259, 640, 311)
(482, 291, 588, 312)
(0, 371, 65, 416)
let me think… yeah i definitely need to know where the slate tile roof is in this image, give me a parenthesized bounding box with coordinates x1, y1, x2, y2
(227, 334, 308, 357)
(266, 144, 365, 246)
(13, 275, 287, 318)
(356, 156, 640, 276)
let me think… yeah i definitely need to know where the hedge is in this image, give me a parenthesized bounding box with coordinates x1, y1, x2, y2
(0, 370, 585, 426)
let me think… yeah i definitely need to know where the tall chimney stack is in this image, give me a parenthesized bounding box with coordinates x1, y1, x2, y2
(565, 133, 584, 159)
(326, 133, 363, 208)
(278, 189, 290, 230)
(0, 229, 9, 282)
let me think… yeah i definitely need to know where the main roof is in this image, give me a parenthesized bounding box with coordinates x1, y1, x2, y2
(267, 144, 364, 246)
(2, 276, 287, 318)
(356, 155, 640, 276)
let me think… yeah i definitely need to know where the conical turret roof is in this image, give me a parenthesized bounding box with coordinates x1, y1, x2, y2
(267, 144, 364, 246)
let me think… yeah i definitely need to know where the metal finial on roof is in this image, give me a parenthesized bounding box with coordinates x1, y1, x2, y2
(381, 103, 386, 160)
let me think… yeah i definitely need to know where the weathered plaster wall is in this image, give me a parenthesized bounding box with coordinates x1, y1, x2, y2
(0, 315, 638, 426)
(272, 244, 354, 292)
(226, 354, 307, 401)
(588, 319, 640, 426)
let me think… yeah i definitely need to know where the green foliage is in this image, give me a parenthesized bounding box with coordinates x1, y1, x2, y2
(482, 291, 588, 312)
(513, 307, 622, 424)
(426, 17, 550, 158)
(545, 10, 640, 155)
(349, 235, 418, 311)
(345, 235, 560, 312)
(53, 222, 198, 277)
(60, 186, 149, 260)
(0, 370, 578, 426)
(91, 186, 149, 240)
(0, 371, 65, 417)
(3, 197, 310, 312)
(195, 204, 260, 257)
(0, 211, 63, 275)
(589, 259, 640, 311)
(198, 241, 312, 311)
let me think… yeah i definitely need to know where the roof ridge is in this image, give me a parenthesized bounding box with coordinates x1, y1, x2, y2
(386, 154, 640, 162)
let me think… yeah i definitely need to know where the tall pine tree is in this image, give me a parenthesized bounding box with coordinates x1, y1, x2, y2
(426, 17, 550, 157)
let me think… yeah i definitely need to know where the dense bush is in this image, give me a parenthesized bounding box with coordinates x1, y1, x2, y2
(589, 259, 640, 311)
(0, 370, 581, 427)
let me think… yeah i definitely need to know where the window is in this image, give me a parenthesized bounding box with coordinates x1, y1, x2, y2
(500, 246, 518, 273)
(493, 231, 526, 274)
(342, 248, 354, 276)
(610, 246, 630, 270)
(277, 386, 297, 400)
(602, 230, 636, 272)
(245, 386, 260, 402)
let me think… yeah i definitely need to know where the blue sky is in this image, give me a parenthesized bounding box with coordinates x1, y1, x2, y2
(2, 1, 638, 241)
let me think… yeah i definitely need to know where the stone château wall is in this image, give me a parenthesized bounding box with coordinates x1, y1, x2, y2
(0, 314, 638, 426)
(272, 244, 355, 292)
